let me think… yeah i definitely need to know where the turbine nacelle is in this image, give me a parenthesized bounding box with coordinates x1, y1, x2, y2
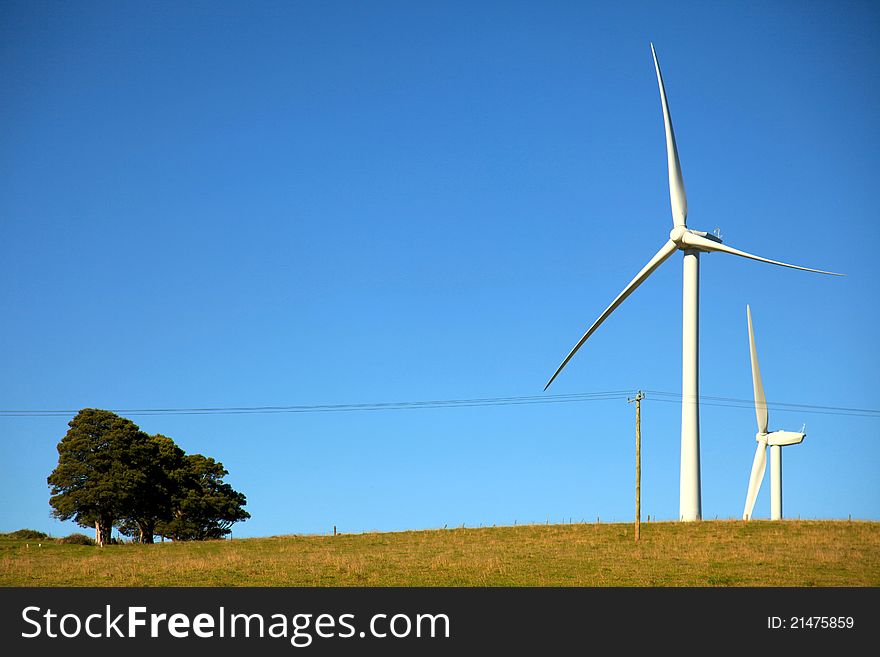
(764, 430, 806, 447)
(755, 430, 806, 447)
(669, 226, 723, 250)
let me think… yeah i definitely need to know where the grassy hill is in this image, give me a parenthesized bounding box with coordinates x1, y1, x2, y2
(2, 520, 878, 586)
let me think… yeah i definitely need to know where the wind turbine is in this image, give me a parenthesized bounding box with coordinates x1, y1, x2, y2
(543, 44, 841, 521)
(742, 305, 806, 521)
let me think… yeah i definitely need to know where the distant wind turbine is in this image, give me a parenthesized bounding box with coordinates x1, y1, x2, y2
(544, 44, 841, 521)
(742, 305, 806, 521)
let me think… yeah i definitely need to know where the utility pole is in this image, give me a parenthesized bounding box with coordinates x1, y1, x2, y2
(628, 391, 644, 541)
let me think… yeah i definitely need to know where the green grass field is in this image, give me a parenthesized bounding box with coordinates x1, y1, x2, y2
(2, 520, 878, 587)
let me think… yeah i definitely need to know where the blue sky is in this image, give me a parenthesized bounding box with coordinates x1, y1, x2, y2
(1, 1, 878, 538)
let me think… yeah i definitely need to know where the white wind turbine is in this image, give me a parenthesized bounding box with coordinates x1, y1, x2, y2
(742, 305, 806, 521)
(544, 44, 841, 521)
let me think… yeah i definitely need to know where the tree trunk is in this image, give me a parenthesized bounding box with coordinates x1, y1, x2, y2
(137, 520, 155, 544)
(97, 519, 113, 547)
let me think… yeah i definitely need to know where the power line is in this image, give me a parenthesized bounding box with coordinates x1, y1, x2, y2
(0, 391, 630, 417)
(0, 389, 877, 418)
(642, 390, 880, 418)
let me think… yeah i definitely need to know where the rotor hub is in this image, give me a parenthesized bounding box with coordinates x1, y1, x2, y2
(669, 226, 687, 245)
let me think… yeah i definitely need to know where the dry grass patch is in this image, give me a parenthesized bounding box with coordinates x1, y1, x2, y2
(1, 520, 877, 587)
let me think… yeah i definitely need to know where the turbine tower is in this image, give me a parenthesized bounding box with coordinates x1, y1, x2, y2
(742, 305, 806, 521)
(544, 44, 840, 521)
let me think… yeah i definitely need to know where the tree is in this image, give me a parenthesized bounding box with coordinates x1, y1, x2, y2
(156, 454, 250, 541)
(116, 434, 185, 543)
(49, 409, 250, 545)
(48, 409, 149, 546)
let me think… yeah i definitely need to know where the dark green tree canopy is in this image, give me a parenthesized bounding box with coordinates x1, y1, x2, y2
(115, 433, 186, 543)
(156, 454, 250, 541)
(47, 409, 148, 545)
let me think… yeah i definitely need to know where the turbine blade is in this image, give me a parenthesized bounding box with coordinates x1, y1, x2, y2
(544, 239, 678, 390)
(651, 43, 687, 228)
(747, 305, 768, 434)
(743, 442, 767, 520)
(680, 232, 843, 276)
